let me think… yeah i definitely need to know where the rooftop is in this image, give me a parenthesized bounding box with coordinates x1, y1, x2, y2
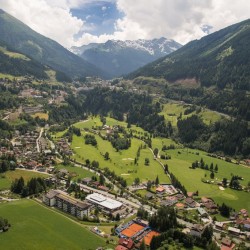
(86, 193, 122, 210)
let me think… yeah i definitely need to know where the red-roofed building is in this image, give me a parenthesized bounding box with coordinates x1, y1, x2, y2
(115, 245, 128, 250)
(221, 237, 235, 250)
(156, 186, 165, 193)
(117, 238, 134, 250)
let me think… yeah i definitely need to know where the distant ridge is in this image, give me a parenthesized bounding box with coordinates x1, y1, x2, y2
(71, 38, 182, 78)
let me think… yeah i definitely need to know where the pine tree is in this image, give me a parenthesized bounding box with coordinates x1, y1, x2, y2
(155, 175, 159, 186)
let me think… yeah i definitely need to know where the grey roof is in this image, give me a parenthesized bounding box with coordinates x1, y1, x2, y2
(45, 190, 59, 199)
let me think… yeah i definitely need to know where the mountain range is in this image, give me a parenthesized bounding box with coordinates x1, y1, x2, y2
(0, 9, 109, 80)
(71, 38, 182, 78)
(129, 19, 250, 91)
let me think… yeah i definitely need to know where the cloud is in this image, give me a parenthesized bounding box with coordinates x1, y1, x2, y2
(0, 0, 84, 48)
(0, 0, 249, 47)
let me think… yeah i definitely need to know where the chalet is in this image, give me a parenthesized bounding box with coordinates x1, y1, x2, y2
(161, 199, 177, 207)
(145, 192, 154, 200)
(174, 193, 185, 201)
(228, 227, 240, 236)
(197, 207, 208, 217)
(221, 237, 235, 250)
(240, 209, 248, 217)
(190, 224, 203, 238)
(215, 221, 225, 230)
(116, 238, 134, 250)
(91, 181, 100, 188)
(82, 177, 92, 185)
(156, 186, 165, 195)
(98, 185, 110, 192)
(43, 190, 91, 219)
(26, 161, 38, 169)
(115, 246, 128, 250)
(185, 197, 197, 208)
(187, 192, 195, 198)
(175, 203, 185, 209)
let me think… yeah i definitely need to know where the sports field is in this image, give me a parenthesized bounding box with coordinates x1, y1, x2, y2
(143, 231, 160, 246)
(0, 199, 110, 250)
(121, 223, 144, 238)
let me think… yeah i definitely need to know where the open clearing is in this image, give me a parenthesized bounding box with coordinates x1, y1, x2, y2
(54, 116, 249, 210)
(163, 148, 250, 211)
(0, 199, 109, 250)
(0, 169, 48, 190)
(159, 102, 223, 126)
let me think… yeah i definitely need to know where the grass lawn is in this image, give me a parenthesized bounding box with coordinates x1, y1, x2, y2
(70, 131, 170, 185)
(0, 199, 109, 250)
(31, 112, 49, 120)
(0, 169, 48, 190)
(165, 148, 250, 211)
(56, 164, 97, 181)
(159, 102, 223, 127)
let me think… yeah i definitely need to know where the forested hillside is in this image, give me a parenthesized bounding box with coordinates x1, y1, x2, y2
(0, 9, 109, 79)
(0, 40, 48, 79)
(129, 19, 250, 91)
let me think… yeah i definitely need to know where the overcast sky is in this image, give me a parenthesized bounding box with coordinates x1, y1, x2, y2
(0, 0, 249, 48)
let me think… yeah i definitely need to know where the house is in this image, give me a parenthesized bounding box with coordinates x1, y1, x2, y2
(145, 192, 154, 200)
(187, 192, 195, 198)
(156, 186, 165, 194)
(240, 209, 248, 217)
(174, 193, 185, 201)
(221, 237, 235, 250)
(161, 199, 177, 207)
(115, 246, 128, 250)
(98, 185, 110, 192)
(197, 207, 208, 217)
(116, 238, 134, 250)
(190, 224, 203, 238)
(215, 221, 226, 230)
(82, 177, 92, 185)
(228, 227, 240, 236)
(185, 197, 197, 208)
(175, 203, 185, 209)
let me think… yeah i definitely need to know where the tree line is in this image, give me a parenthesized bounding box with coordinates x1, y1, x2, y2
(11, 177, 47, 197)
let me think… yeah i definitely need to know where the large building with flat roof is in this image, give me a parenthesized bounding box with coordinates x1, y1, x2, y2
(86, 193, 123, 213)
(43, 189, 91, 219)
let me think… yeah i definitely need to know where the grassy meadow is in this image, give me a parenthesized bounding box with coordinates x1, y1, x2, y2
(0, 199, 109, 250)
(0, 169, 48, 191)
(54, 117, 170, 185)
(163, 148, 250, 211)
(53, 116, 249, 210)
(56, 164, 98, 181)
(159, 102, 223, 126)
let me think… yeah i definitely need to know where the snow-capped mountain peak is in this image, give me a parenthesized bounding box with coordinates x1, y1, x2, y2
(70, 37, 182, 78)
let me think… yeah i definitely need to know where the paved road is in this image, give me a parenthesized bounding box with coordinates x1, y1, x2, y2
(36, 128, 44, 152)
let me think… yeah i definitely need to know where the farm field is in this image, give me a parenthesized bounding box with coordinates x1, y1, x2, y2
(0, 169, 48, 190)
(0, 199, 110, 250)
(164, 148, 250, 211)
